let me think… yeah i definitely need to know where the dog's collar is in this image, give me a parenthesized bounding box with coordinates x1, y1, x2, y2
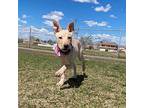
(53, 44, 61, 56)
(53, 44, 73, 56)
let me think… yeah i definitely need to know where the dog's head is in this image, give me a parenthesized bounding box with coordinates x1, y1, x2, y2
(53, 20, 74, 53)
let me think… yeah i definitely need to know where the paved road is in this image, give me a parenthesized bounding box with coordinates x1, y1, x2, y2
(18, 47, 126, 62)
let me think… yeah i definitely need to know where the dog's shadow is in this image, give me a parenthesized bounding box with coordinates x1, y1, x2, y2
(60, 73, 88, 90)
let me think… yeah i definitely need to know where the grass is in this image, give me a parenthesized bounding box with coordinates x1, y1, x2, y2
(84, 49, 126, 59)
(18, 49, 126, 108)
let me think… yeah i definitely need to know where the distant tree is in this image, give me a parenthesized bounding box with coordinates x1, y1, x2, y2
(35, 38, 40, 42)
(43, 40, 47, 43)
(79, 36, 93, 48)
(18, 38, 23, 43)
(31, 36, 36, 40)
(48, 39, 55, 45)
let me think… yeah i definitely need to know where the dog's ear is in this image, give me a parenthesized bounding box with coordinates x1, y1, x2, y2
(53, 20, 61, 33)
(67, 22, 74, 32)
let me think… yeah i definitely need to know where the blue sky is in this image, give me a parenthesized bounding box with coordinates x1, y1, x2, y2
(18, 0, 126, 45)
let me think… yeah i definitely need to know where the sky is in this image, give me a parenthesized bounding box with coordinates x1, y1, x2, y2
(18, 0, 126, 45)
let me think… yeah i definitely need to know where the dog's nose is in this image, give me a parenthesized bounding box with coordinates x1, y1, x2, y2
(64, 44, 69, 49)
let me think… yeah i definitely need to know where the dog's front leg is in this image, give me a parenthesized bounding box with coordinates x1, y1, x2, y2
(56, 65, 67, 86)
(56, 73, 66, 86)
(55, 65, 67, 77)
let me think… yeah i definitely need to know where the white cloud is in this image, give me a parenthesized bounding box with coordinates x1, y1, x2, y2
(42, 11, 64, 27)
(96, 21, 108, 26)
(31, 26, 54, 36)
(95, 34, 113, 39)
(73, 0, 99, 4)
(18, 18, 27, 24)
(94, 4, 111, 12)
(18, 26, 54, 40)
(31, 26, 54, 40)
(21, 20, 27, 24)
(43, 20, 53, 26)
(22, 14, 27, 19)
(19, 14, 28, 24)
(92, 33, 120, 43)
(84, 20, 108, 27)
(120, 36, 126, 46)
(19, 26, 53, 36)
(18, 26, 30, 39)
(107, 25, 112, 28)
(92, 34, 126, 45)
(42, 11, 64, 21)
(81, 33, 125, 45)
(110, 14, 117, 19)
(84, 20, 97, 27)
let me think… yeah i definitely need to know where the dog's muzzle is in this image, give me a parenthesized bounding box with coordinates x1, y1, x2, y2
(60, 44, 72, 55)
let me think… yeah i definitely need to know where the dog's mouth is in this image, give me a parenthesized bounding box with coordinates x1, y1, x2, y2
(60, 45, 72, 55)
(60, 49, 71, 54)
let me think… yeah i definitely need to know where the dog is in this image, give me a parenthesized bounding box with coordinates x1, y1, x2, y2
(53, 20, 86, 87)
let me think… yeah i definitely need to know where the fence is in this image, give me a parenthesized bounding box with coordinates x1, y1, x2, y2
(18, 25, 126, 58)
(19, 26, 125, 44)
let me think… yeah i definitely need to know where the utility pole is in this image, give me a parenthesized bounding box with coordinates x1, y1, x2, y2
(29, 26, 32, 48)
(73, 19, 79, 39)
(117, 29, 122, 58)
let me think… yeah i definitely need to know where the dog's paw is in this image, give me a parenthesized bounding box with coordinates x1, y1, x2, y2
(56, 80, 64, 86)
(83, 73, 88, 78)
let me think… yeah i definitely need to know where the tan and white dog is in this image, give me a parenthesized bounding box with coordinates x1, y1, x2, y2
(53, 20, 86, 87)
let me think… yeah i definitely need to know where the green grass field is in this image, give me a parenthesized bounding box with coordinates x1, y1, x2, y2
(18, 49, 126, 108)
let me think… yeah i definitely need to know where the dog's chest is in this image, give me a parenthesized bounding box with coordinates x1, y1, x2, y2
(60, 54, 74, 65)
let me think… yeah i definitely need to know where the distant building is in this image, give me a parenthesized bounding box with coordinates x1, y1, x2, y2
(38, 43, 52, 47)
(23, 39, 29, 44)
(119, 46, 126, 53)
(96, 42, 118, 52)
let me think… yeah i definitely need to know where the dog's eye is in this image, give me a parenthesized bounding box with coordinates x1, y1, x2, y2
(59, 37, 62, 39)
(68, 37, 72, 39)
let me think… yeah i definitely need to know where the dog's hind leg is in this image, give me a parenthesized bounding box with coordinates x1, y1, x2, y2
(80, 55, 86, 75)
(71, 63, 77, 78)
(78, 49, 86, 75)
(81, 55, 86, 74)
(80, 55, 87, 78)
